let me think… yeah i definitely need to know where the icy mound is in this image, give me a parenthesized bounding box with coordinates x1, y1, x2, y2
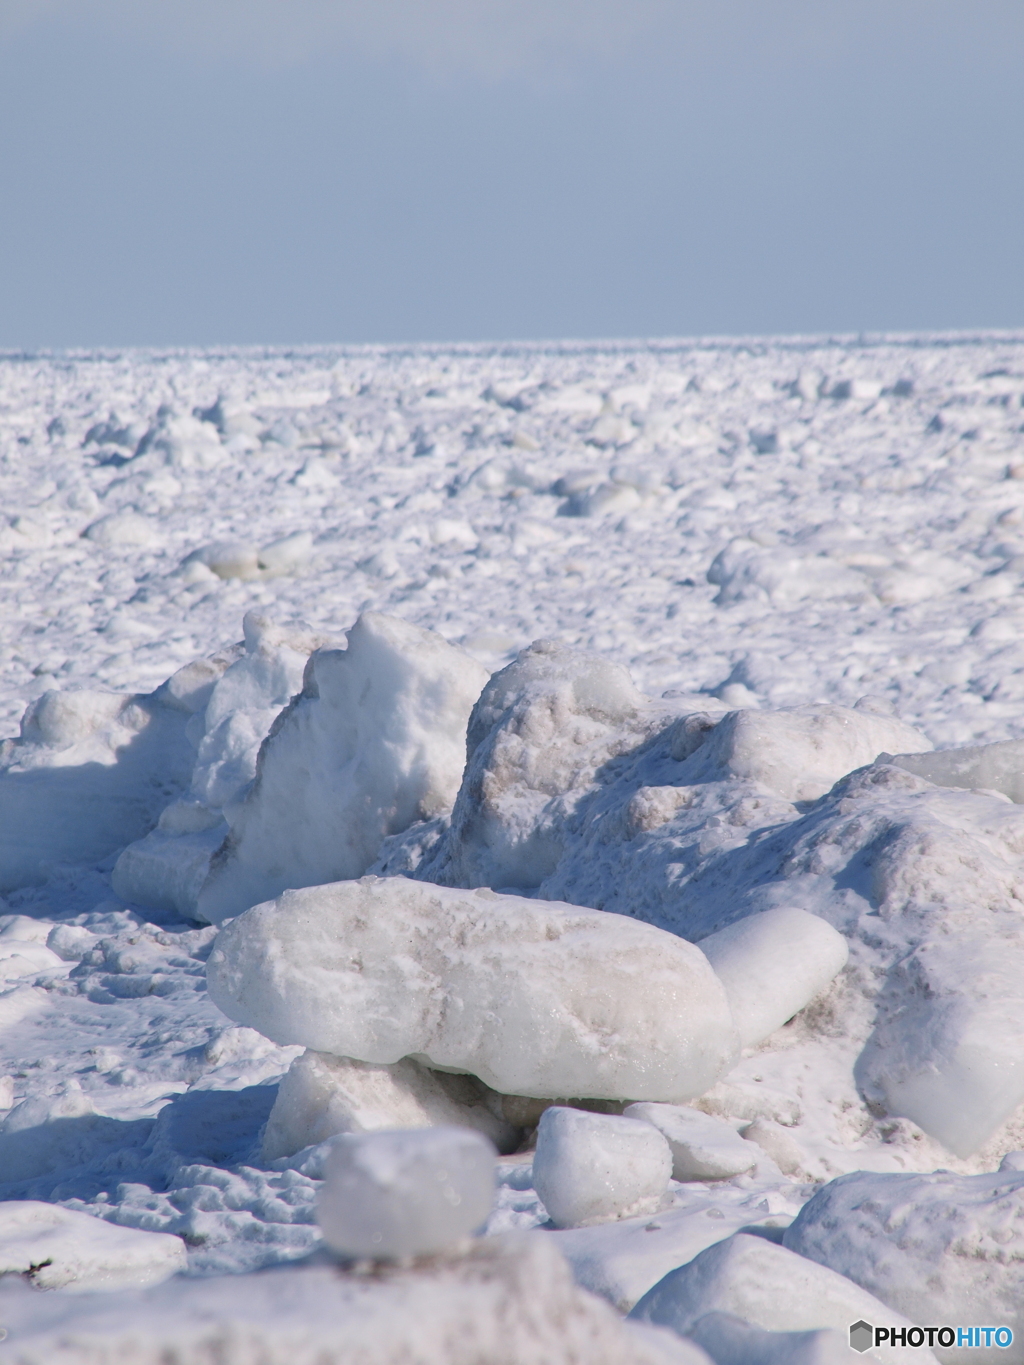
(206, 877, 740, 1101)
(0, 688, 193, 892)
(113, 611, 486, 923)
(784, 1167, 1024, 1356)
(0, 1234, 700, 1365)
(197, 613, 488, 924)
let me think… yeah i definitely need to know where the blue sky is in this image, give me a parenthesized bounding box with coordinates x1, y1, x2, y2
(1, 1, 1022, 346)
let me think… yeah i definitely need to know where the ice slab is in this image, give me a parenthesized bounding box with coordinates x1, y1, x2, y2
(0, 1235, 697, 1364)
(197, 613, 489, 923)
(207, 877, 739, 1101)
(550, 1203, 793, 1315)
(261, 1049, 517, 1162)
(885, 737, 1024, 803)
(623, 1104, 756, 1181)
(697, 908, 848, 1050)
(532, 1107, 672, 1229)
(681, 704, 930, 803)
(0, 1201, 186, 1292)
(316, 1126, 497, 1259)
(628, 1234, 933, 1365)
(784, 1168, 1024, 1358)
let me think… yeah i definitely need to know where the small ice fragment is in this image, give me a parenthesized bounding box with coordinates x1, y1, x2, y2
(532, 1107, 672, 1230)
(315, 1126, 497, 1260)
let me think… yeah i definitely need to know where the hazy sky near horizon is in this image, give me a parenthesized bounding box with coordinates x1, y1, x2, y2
(1, 1, 1022, 347)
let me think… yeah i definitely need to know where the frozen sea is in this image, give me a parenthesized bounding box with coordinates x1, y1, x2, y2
(1, 332, 1024, 1351)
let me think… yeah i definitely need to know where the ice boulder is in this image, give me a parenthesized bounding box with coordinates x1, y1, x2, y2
(206, 877, 740, 1101)
(197, 613, 489, 923)
(628, 1234, 932, 1365)
(0, 1234, 703, 1365)
(418, 638, 656, 890)
(679, 704, 930, 802)
(261, 1049, 518, 1162)
(686, 1312, 852, 1365)
(622, 1104, 757, 1181)
(856, 928, 1024, 1156)
(316, 1126, 497, 1258)
(783, 1168, 1024, 1354)
(0, 688, 193, 892)
(0, 1200, 186, 1291)
(697, 908, 849, 1049)
(532, 1108, 673, 1229)
(885, 737, 1024, 803)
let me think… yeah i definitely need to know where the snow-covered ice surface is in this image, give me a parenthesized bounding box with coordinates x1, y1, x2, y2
(3, 333, 1024, 1349)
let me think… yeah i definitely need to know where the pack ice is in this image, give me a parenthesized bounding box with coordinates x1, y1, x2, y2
(6, 338, 1024, 1355)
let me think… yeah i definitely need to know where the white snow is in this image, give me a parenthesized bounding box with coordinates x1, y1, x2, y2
(3, 334, 1024, 1347)
(206, 876, 739, 1101)
(315, 1126, 497, 1259)
(260, 1049, 517, 1161)
(0, 1200, 185, 1292)
(628, 1233, 933, 1365)
(532, 1108, 673, 1228)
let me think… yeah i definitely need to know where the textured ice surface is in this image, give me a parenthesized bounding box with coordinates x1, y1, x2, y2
(629, 1234, 931, 1365)
(532, 1108, 673, 1229)
(622, 1105, 757, 1181)
(4, 336, 1024, 1330)
(315, 1126, 497, 1259)
(696, 908, 849, 1050)
(260, 1049, 517, 1161)
(0, 1200, 185, 1291)
(0, 1234, 700, 1365)
(784, 1168, 1024, 1359)
(207, 877, 739, 1101)
(198, 612, 489, 923)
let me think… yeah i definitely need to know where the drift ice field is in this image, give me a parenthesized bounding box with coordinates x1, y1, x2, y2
(1, 333, 1024, 1360)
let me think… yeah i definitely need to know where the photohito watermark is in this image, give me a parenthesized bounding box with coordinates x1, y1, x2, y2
(850, 1321, 1013, 1352)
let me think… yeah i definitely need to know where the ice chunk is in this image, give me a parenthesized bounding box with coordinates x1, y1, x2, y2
(206, 877, 739, 1101)
(884, 737, 1024, 803)
(706, 540, 869, 607)
(112, 822, 227, 918)
(261, 1049, 518, 1162)
(740, 1120, 805, 1176)
(0, 1235, 700, 1364)
(257, 530, 314, 575)
(681, 705, 930, 802)
(623, 1104, 756, 1181)
(419, 638, 652, 890)
(532, 1108, 672, 1229)
(83, 511, 161, 548)
(629, 1234, 932, 1365)
(550, 1201, 792, 1315)
(856, 930, 1024, 1156)
(697, 908, 848, 1049)
(197, 613, 489, 923)
(0, 1200, 186, 1291)
(315, 1126, 497, 1258)
(783, 1167, 1024, 1347)
(687, 1312, 851, 1365)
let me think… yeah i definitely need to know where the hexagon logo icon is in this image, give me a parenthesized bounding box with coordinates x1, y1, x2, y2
(849, 1321, 874, 1353)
